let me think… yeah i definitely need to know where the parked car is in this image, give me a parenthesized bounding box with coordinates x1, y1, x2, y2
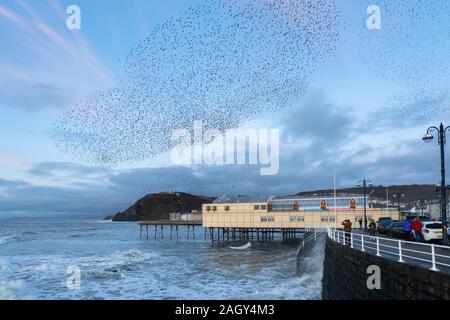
(377, 217, 393, 234)
(378, 217, 393, 224)
(421, 221, 443, 242)
(386, 221, 405, 238)
(382, 219, 398, 233)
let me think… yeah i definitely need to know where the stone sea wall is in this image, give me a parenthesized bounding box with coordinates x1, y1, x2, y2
(321, 237, 450, 300)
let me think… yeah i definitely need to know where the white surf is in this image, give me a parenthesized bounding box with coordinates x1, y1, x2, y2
(229, 242, 252, 250)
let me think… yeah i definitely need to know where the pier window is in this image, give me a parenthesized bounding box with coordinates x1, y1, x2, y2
(206, 206, 211, 212)
(261, 216, 274, 222)
(254, 205, 260, 210)
(261, 205, 267, 210)
(224, 206, 230, 211)
(321, 217, 329, 222)
(290, 216, 304, 222)
(212, 206, 217, 212)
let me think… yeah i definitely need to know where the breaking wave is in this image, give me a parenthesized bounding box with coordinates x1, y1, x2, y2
(0, 217, 323, 300)
(0, 280, 33, 300)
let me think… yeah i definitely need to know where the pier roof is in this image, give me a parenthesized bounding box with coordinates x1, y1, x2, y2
(271, 194, 365, 201)
(212, 195, 269, 204)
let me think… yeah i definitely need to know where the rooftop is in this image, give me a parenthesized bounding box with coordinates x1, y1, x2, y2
(212, 195, 270, 204)
(271, 194, 365, 201)
(212, 194, 366, 204)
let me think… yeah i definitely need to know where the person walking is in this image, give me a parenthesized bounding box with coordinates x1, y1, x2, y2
(412, 218, 423, 242)
(368, 219, 377, 238)
(342, 219, 352, 245)
(403, 217, 412, 241)
(358, 218, 363, 229)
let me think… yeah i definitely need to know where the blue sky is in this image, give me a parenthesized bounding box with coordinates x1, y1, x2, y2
(0, 0, 449, 216)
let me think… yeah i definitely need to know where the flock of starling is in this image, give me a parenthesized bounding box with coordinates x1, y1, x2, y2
(360, 0, 449, 86)
(53, 0, 450, 167)
(52, 0, 341, 164)
(359, 0, 450, 123)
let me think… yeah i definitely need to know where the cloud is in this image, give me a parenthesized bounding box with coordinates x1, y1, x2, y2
(0, 129, 444, 216)
(275, 92, 356, 144)
(27, 161, 110, 177)
(0, 92, 446, 216)
(0, 80, 75, 111)
(0, 1, 113, 111)
(0, 178, 29, 189)
(373, 91, 450, 128)
(0, 4, 28, 29)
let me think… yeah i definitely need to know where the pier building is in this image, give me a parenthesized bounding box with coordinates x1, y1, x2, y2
(202, 194, 399, 229)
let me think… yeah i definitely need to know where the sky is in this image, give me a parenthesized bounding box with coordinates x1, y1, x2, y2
(0, 0, 450, 217)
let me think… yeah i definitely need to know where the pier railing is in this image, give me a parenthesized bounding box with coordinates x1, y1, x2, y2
(328, 228, 450, 273)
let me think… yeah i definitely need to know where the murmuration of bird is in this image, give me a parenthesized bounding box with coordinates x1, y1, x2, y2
(52, 0, 341, 165)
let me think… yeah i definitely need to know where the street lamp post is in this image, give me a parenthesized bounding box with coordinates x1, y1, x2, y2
(418, 199, 426, 218)
(393, 192, 405, 220)
(423, 123, 450, 245)
(357, 179, 373, 231)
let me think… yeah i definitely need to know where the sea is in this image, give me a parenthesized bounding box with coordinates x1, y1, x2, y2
(0, 216, 323, 300)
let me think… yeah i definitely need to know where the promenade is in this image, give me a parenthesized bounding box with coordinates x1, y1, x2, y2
(330, 229, 450, 274)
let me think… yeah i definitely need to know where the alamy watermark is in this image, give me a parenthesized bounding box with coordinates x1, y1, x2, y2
(66, 5, 81, 30)
(366, 265, 381, 290)
(170, 120, 279, 176)
(367, 5, 381, 30)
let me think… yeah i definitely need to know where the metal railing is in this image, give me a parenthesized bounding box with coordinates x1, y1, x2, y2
(296, 227, 326, 255)
(328, 228, 450, 272)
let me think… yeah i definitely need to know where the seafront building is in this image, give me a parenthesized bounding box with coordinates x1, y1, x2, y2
(169, 210, 202, 222)
(202, 194, 399, 229)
